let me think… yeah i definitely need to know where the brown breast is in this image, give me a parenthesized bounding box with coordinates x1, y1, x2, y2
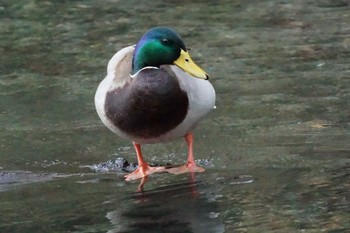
(104, 68, 189, 139)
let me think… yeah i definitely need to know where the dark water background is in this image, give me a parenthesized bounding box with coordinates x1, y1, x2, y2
(1, 0, 349, 232)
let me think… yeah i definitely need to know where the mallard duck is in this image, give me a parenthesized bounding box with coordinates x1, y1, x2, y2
(95, 27, 215, 181)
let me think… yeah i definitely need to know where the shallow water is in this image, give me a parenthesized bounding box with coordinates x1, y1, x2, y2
(1, 0, 349, 232)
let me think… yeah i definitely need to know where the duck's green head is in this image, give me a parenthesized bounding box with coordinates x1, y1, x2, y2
(132, 27, 209, 80)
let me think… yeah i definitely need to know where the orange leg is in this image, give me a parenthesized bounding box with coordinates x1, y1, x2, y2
(167, 132, 205, 174)
(125, 142, 166, 181)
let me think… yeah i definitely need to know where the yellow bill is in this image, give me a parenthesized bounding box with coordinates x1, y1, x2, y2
(174, 49, 209, 80)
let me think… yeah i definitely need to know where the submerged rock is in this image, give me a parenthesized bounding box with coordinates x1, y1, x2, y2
(87, 157, 138, 173)
(0, 171, 56, 192)
(87, 157, 174, 173)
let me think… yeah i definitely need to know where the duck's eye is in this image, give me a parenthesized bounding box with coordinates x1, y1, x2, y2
(185, 59, 189, 62)
(161, 38, 170, 45)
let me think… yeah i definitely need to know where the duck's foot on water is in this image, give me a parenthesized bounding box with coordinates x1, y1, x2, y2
(166, 163, 205, 175)
(125, 166, 166, 181)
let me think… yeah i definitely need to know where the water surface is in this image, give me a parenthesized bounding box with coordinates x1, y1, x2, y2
(1, 0, 349, 232)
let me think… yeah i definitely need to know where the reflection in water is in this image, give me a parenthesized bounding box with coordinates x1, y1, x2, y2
(106, 173, 224, 233)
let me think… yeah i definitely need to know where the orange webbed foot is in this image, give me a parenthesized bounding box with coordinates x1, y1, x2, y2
(125, 165, 166, 181)
(125, 142, 166, 181)
(166, 163, 205, 175)
(166, 132, 205, 175)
